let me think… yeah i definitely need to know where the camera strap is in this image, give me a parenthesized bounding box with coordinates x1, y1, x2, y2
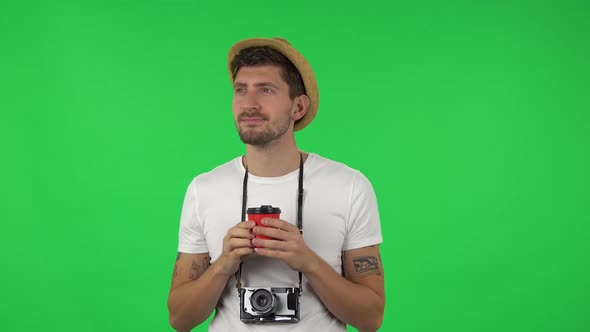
(235, 153, 304, 295)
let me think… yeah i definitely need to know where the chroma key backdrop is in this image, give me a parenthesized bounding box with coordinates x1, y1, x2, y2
(1, 0, 588, 331)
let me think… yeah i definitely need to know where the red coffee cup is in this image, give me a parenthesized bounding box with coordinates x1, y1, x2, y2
(247, 205, 281, 245)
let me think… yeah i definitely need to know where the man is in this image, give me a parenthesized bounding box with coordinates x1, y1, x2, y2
(168, 37, 384, 332)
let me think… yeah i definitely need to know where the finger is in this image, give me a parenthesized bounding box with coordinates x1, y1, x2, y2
(261, 218, 297, 232)
(234, 247, 254, 257)
(254, 247, 287, 259)
(235, 221, 256, 229)
(228, 227, 254, 239)
(229, 238, 253, 250)
(253, 226, 289, 240)
(251, 238, 287, 250)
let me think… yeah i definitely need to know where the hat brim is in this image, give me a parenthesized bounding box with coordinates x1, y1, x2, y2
(228, 38, 319, 131)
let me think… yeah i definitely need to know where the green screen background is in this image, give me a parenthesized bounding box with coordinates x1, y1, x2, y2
(2, 0, 589, 331)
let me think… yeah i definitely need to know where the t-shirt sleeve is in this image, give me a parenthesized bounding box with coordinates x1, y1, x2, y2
(343, 171, 383, 251)
(177, 178, 209, 254)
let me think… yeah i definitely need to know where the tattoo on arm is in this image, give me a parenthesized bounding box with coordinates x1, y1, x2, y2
(353, 256, 382, 277)
(189, 257, 211, 280)
(171, 254, 211, 286)
(190, 260, 201, 280)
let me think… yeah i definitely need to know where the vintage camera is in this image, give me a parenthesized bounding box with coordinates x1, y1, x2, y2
(239, 287, 300, 323)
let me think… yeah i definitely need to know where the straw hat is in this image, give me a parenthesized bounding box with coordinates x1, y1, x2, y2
(227, 37, 319, 131)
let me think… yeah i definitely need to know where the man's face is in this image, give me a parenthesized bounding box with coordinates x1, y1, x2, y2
(232, 65, 297, 146)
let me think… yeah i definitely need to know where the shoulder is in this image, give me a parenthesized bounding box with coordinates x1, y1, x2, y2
(308, 153, 367, 181)
(308, 153, 357, 174)
(307, 153, 377, 193)
(189, 156, 243, 189)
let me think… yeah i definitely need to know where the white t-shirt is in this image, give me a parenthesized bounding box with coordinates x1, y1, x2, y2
(177, 153, 383, 331)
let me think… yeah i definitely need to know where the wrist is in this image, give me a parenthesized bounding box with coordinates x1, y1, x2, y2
(210, 256, 235, 278)
(301, 250, 323, 274)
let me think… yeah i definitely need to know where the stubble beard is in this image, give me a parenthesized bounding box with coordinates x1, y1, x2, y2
(237, 115, 291, 147)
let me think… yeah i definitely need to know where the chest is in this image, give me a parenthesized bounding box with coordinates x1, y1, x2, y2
(198, 181, 350, 269)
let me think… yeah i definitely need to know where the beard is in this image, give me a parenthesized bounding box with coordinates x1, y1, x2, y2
(236, 112, 291, 146)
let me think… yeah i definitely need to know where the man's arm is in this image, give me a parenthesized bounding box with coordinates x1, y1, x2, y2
(167, 252, 229, 332)
(168, 221, 255, 332)
(252, 220, 384, 332)
(303, 245, 384, 332)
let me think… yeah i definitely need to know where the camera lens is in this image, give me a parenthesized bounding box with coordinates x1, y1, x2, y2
(250, 289, 276, 315)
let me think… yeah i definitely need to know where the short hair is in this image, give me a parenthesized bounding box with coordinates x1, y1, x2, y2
(230, 46, 306, 99)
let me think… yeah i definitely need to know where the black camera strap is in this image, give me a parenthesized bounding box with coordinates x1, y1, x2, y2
(235, 153, 304, 295)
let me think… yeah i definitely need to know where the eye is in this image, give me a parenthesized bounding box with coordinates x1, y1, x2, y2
(261, 87, 273, 94)
(234, 87, 245, 94)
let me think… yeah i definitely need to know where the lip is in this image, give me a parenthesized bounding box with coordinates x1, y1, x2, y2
(240, 117, 265, 124)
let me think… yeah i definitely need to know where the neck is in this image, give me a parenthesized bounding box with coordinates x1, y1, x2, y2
(243, 141, 306, 177)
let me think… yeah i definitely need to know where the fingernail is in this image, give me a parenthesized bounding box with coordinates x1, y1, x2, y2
(261, 218, 268, 225)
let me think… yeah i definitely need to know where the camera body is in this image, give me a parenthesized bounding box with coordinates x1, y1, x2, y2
(239, 287, 300, 323)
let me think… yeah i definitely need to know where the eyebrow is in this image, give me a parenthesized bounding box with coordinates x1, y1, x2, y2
(233, 82, 280, 89)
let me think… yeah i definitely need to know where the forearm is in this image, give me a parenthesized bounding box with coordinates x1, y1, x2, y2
(305, 255, 384, 332)
(168, 263, 230, 332)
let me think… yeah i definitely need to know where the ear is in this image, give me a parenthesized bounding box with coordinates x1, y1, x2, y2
(292, 95, 310, 121)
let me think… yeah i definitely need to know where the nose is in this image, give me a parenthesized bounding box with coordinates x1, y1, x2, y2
(238, 90, 260, 111)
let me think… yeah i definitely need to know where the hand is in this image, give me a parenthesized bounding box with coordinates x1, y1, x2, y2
(216, 221, 255, 276)
(252, 218, 320, 273)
